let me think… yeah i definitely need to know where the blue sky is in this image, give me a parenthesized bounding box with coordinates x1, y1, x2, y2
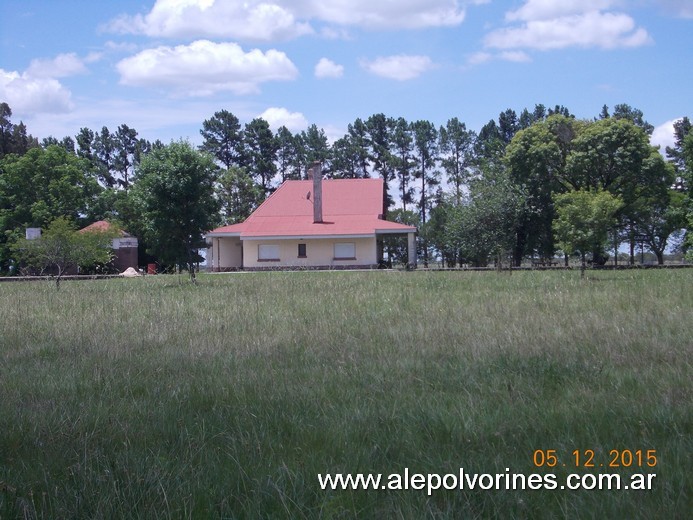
(1, 0, 691, 151)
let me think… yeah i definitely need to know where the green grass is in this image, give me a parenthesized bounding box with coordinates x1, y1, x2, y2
(0, 270, 691, 518)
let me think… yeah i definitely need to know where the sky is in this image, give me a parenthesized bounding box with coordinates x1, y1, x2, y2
(1, 0, 692, 152)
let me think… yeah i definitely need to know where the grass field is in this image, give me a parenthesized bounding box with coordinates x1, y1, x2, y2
(0, 269, 691, 519)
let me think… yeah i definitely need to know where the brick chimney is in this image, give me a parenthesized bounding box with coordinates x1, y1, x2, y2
(309, 161, 323, 223)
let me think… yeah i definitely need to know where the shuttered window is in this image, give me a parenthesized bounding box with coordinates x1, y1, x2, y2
(258, 244, 280, 261)
(334, 242, 355, 259)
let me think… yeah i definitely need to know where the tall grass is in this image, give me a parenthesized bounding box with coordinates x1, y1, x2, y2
(0, 270, 691, 518)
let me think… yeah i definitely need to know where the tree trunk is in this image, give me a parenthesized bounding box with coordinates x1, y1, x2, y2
(613, 234, 618, 266)
(187, 238, 197, 284)
(581, 253, 586, 278)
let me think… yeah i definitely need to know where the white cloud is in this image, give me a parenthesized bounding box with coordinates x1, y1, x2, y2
(485, 10, 651, 50)
(106, 0, 311, 41)
(25, 53, 90, 78)
(657, 0, 693, 19)
(506, 0, 620, 22)
(651, 118, 682, 153)
(258, 107, 309, 132)
(315, 58, 344, 79)
(116, 40, 298, 96)
(0, 69, 74, 114)
(467, 52, 493, 65)
(306, 0, 467, 29)
(499, 51, 532, 62)
(105, 0, 476, 42)
(467, 50, 531, 67)
(361, 55, 435, 81)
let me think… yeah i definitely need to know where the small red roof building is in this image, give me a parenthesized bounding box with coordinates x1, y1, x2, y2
(206, 177, 417, 270)
(79, 220, 138, 272)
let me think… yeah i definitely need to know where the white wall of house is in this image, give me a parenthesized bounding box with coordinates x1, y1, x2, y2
(242, 237, 378, 269)
(210, 237, 243, 270)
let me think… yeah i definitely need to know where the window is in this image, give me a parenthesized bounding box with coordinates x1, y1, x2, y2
(258, 244, 280, 261)
(334, 242, 355, 260)
(297, 243, 307, 258)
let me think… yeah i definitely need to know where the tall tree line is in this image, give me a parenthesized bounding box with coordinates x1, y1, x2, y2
(1, 101, 691, 273)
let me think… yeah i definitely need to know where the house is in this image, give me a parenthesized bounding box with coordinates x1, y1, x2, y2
(205, 165, 417, 270)
(79, 220, 139, 272)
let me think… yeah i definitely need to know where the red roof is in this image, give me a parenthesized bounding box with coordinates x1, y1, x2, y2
(79, 220, 131, 237)
(208, 179, 416, 239)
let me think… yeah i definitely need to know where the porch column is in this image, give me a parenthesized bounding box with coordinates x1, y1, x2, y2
(407, 232, 417, 269)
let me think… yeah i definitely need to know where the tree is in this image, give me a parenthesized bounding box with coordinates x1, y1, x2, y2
(93, 126, 119, 187)
(200, 110, 243, 169)
(114, 124, 148, 191)
(217, 166, 263, 224)
(439, 117, 474, 204)
(365, 114, 395, 211)
(275, 126, 301, 182)
(635, 190, 686, 264)
(11, 217, 116, 289)
(666, 116, 692, 191)
(474, 119, 504, 169)
(131, 141, 220, 282)
(391, 117, 414, 210)
(0, 145, 102, 271)
(301, 124, 331, 172)
(612, 103, 654, 135)
(331, 134, 363, 179)
(381, 208, 420, 267)
(552, 189, 623, 276)
(504, 115, 580, 264)
(243, 118, 277, 196)
(681, 133, 693, 260)
(411, 120, 439, 266)
(498, 108, 519, 144)
(565, 117, 671, 263)
(347, 118, 371, 179)
(447, 166, 526, 269)
(0, 103, 39, 158)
